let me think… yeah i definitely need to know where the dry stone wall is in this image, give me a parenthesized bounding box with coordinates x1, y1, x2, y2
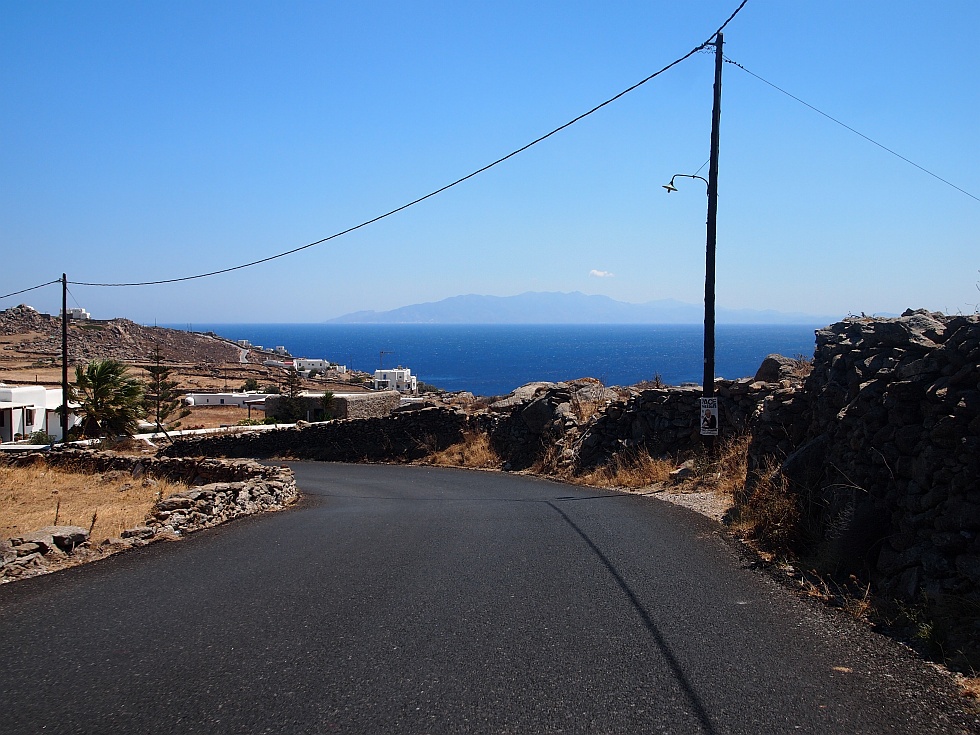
(744, 311, 980, 666)
(163, 408, 470, 463)
(265, 391, 401, 422)
(573, 355, 806, 470)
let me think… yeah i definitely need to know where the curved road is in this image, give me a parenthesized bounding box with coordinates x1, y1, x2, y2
(0, 463, 975, 734)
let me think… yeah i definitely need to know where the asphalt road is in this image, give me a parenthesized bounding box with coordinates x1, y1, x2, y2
(0, 463, 976, 734)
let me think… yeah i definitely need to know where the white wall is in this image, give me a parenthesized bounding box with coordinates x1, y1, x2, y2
(183, 392, 275, 408)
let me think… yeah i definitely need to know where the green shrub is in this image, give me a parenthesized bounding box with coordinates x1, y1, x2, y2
(27, 431, 57, 445)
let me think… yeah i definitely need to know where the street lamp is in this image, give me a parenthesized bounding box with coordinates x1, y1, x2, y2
(663, 31, 724, 440)
(662, 174, 708, 194)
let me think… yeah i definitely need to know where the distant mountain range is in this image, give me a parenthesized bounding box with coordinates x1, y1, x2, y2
(325, 292, 837, 325)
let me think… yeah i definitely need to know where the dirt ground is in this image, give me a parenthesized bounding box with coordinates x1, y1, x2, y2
(181, 404, 253, 429)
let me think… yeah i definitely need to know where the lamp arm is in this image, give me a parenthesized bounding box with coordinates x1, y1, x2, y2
(668, 174, 709, 188)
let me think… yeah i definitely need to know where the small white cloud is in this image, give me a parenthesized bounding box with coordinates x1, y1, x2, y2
(589, 269, 614, 278)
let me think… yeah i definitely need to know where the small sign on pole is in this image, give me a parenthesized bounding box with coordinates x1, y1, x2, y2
(700, 397, 719, 436)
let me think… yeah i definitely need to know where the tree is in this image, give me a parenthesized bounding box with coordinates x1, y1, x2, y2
(241, 377, 260, 392)
(319, 390, 335, 420)
(144, 346, 190, 437)
(277, 368, 307, 422)
(72, 359, 145, 438)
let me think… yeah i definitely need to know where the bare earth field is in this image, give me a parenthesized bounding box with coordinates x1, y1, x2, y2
(0, 463, 188, 544)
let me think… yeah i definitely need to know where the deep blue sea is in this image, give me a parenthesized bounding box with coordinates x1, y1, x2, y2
(171, 324, 824, 397)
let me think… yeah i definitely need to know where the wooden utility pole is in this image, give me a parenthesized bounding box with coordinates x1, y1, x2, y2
(61, 273, 69, 443)
(703, 32, 723, 400)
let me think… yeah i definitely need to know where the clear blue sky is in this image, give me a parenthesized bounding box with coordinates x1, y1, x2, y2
(2, 1, 978, 323)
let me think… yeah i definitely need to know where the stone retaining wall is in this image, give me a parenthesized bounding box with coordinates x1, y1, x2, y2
(265, 391, 401, 421)
(743, 311, 980, 666)
(163, 407, 470, 463)
(573, 373, 802, 470)
(0, 449, 298, 582)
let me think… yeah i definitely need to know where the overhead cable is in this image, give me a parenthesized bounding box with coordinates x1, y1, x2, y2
(69, 1, 749, 288)
(0, 279, 61, 302)
(724, 56, 980, 204)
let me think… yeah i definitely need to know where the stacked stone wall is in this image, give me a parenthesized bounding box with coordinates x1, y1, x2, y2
(265, 391, 401, 421)
(336, 391, 402, 419)
(745, 311, 980, 665)
(163, 407, 470, 463)
(573, 353, 809, 470)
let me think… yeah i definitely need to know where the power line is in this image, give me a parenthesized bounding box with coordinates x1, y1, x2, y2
(69, 1, 749, 289)
(724, 56, 980, 204)
(0, 279, 61, 302)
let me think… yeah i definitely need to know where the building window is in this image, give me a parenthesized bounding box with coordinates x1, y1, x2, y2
(25, 409, 35, 425)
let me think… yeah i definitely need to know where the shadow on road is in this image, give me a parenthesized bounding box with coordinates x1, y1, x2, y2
(547, 500, 718, 735)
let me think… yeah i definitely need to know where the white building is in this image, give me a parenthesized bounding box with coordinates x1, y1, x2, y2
(292, 358, 345, 375)
(294, 358, 330, 372)
(236, 339, 252, 348)
(0, 385, 80, 443)
(273, 346, 290, 356)
(61, 307, 91, 320)
(183, 392, 275, 408)
(373, 367, 417, 394)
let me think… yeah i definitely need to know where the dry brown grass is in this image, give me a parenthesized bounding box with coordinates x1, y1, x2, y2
(707, 433, 751, 495)
(574, 450, 675, 489)
(423, 432, 501, 469)
(0, 463, 188, 544)
(961, 677, 980, 700)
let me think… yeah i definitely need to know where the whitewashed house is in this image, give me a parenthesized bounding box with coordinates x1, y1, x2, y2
(61, 307, 91, 320)
(183, 392, 275, 408)
(293, 358, 345, 376)
(373, 368, 417, 395)
(294, 358, 330, 373)
(0, 385, 80, 442)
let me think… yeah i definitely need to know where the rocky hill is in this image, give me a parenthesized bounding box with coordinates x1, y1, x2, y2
(0, 304, 240, 366)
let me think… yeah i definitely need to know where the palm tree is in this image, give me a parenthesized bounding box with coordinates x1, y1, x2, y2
(72, 359, 145, 438)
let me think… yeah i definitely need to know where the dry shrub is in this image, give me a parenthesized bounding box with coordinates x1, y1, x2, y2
(634, 373, 667, 390)
(734, 459, 800, 551)
(789, 353, 814, 378)
(712, 433, 750, 495)
(576, 450, 674, 489)
(569, 379, 607, 423)
(0, 463, 188, 544)
(529, 441, 563, 476)
(424, 431, 501, 469)
(962, 677, 980, 700)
